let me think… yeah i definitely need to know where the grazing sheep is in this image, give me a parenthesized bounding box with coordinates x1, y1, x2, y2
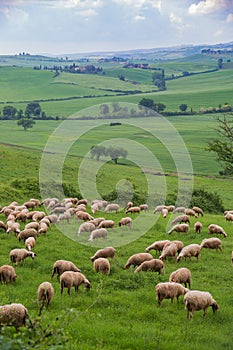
(125, 206, 141, 214)
(169, 267, 191, 288)
(125, 201, 133, 211)
(177, 244, 201, 262)
(172, 215, 190, 225)
(192, 206, 204, 216)
(225, 213, 233, 222)
(60, 271, 91, 295)
(76, 211, 94, 222)
(200, 238, 222, 252)
(194, 221, 203, 234)
(155, 282, 189, 307)
(98, 220, 114, 229)
(25, 236, 36, 251)
(184, 290, 219, 320)
(159, 242, 178, 261)
(15, 211, 28, 222)
(47, 214, 58, 224)
(91, 247, 116, 262)
(51, 259, 81, 279)
(145, 240, 171, 254)
(173, 206, 186, 214)
(6, 222, 21, 235)
(77, 222, 96, 236)
(153, 205, 165, 213)
(104, 203, 120, 213)
(184, 208, 198, 217)
(161, 208, 169, 218)
(124, 253, 153, 269)
(38, 222, 49, 235)
(37, 282, 54, 316)
(0, 265, 17, 284)
(89, 228, 108, 241)
(171, 240, 184, 254)
(208, 224, 227, 238)
(17, 228, 37, 241)
(118, 217, 132, 229)
(77, 198, 88, 206)
(134, 259, 164, 274)
(25, 222, 40, 230)
(0, 303, 30, 330)
(93, 258, 110, 275)
(168, 223, 189, 235)
(32, 211, 46, 221)
(0, 220, 7, 232)
(90, 217, 105, 227)
(10, 249, 36, 265)
(166, 205, 175, 212)
(91, 200, 108, 214)
(140, 204, 149, 212)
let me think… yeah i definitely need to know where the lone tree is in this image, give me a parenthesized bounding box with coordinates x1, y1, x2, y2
(17, 117, 36, 131)
(106, 146, 128, 164)
(206, 114, 233, 174)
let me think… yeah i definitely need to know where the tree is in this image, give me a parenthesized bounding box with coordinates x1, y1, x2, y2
(2, 105, 17, 119)
(154, 103, 166, 113)
(90, 145, 107, 161)
(218, 58, 223, 69)
(179, 104, 188, 112)
(138, 98, 155, 110)
(100, 104, 109, 116)
(106, 146, 128, 164)
(17, 118, 36, 131)
(25, 102, 41, 117)
(206, 114, 233, 174)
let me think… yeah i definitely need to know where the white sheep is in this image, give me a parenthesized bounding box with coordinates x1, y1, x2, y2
(6, 222, 20, 235)
(125, 201, 133, 211)
(17, 228, 37, 241)
(98, 220, 114, 229)
(171, 215, 190, 225)
(0, 265, 17, 284)
(77, 222, 96, 236)
(124, 253, 153, 269)
(60, 271, 91, 295)
(169, 267, 191, 288)
(10, 248, 36, 266)
(134, 259, 164, 274)
(184, 290, 219, 319)
(192, 206, 204, 216)
(140, 204, 149, 212)
(93, 258, 110, 275)
(51, 259, 81, 279)
(161, 208, 169, 218)
(25, 221, 40, 230)
(225, 212, 233, 222)
(37, 281, 54, 316)
(200, 237, 222, 251)
(173, 206, 186, 214)
(194, 221, 203, 234)
(208, 224, 227, 238)
(32, 211, 46, 221)
(104, 203, 120, 213)
(171, 240, 184, 254)
(118, 217, 132, 229)
(185, 208, 198, 217)
(159, 242, 178, 261)
(168, 223, 189, 235)
(90, 217, 105, 227)
(155, 282, 189, 307)
(38, 222, 49, 235)
(177, 244, 201, 262)
(153, 205, 165, 213)
(0, 303, 30, 329)
(125, 206, 141, 214)
(145, 240, 171, 254)
(91, 247, 116, 262)
(76, 211, 94, 221)
(25, 236, 36, 251)
(89, 228, 108, 241)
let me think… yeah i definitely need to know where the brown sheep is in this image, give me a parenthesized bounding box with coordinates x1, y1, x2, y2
(155, 282, 189, 307)
(37, 281, 54, 316)
(134, 259, 164, 274)
(93, 258, 110, 275)
(194, 221, 203, 234)
(145, 240, 171, 254)
(124, 253, 153, 269)
(91, 247, 116, 262)
(168, 223, 189, 235)
(192, 206, 204, 216)
(200, 238, 222, 252)
(125, 206, 141, 214)
(169, 267, 191, 288)
(184, 290, 219, 319)
(0, 265, 17, 284)
(60, 271, 91, 295)
(177, 244, 201, 262)
(208, 224, 227, 238)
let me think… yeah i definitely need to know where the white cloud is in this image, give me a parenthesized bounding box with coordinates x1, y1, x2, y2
(56, 0, 103, 9)
(75, 8, 98, 16)
(188, 0, 229, 15)
(134, 15, 146, 21)
(169, 12, 187, 32)
(226, 13, 233, 23)
(1, 6, 29, 25)
(113, 0, 161, 11)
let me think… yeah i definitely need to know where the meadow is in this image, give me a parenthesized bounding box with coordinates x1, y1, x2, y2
(0, 56, 233, 349)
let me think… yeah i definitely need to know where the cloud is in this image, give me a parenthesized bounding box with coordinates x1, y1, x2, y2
(55, 0, 103, 9)
(75, 8, 98, 17)
(0, 6, 29, 25)
(113, 0, 162, 11)
(226, 13, 233, 22)
(134, 15, 146, 21)
(169, 12, 188, 32)
(188, 0, 230, 15)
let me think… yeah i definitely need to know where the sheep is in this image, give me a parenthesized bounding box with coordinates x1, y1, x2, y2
(208, 224, 227, 238)
(0, 303, 30, 330)
(125, 206, 141, 214)
(0, 220, 7, 232)
(124, 253, 153, 269)
(171, 240, 184, 254)
(75, 204, 86, 212)
(32, 211, 46, 221)
(60, 271, 91, 295)
(155, 282, 189, 307)
(194, 221, 203, 234)
(98, 220, 114, 229)
(118, 217, 132, 229)
(77, 198, 88, 205)
(171, 215, 190, 225)
(25, 221, 40, 230)
(104, 203, 120, 213)
(15, 211, 28, 222)
(17, 228, 37, 241)
(159, 242, 178, 261)
(23, 200, 38, 209)
(168, 223, 189, 235)
(77, 222, 96, 236)
(76, 211, 94, 222)
(38, 222, 49, 234)
(0, 265, 17, 284)
(51, 259, 81, 279)
(140, 204, 149, 212)
(166, 205, 175, 212)
(90, 217, 105, 227)
(25, 236, 36, 251)
(37, 281, 54, 316)
(10, 248, 36, 266)
(161, 208, 168, 218)
(177, 244, 201, 262)
(145, 240, 171, 254)
(185, 208, 198, 218)
(173, 206, 186, 214)
(192, 206, 204, 216)
(39, 217, 51, 227)
(93, 258, 110, 275)
(184, 290, 219, 320)
(153, 205, 165, 213)
(6, 222, 21, 235)
(89, 228, 108, 241)
(200, 237, 222, 252)
(90, 247, 116, 262)
(57, 211, 71, 224)
(169, 267, 191, 288)
(91, 200, 108, 214)
(125, 201, 133, 211)
(47, 214, 58, 224)
(134, 259, 164, 274)
(225, 213, 233, 222)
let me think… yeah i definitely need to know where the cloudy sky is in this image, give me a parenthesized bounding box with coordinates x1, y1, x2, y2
(0, 0, 232, 55)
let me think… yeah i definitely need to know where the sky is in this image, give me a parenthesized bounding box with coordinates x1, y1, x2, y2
(0, 0, 232, 55)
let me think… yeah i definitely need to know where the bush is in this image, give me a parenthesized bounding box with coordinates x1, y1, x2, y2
(190, 189, 224, 213)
